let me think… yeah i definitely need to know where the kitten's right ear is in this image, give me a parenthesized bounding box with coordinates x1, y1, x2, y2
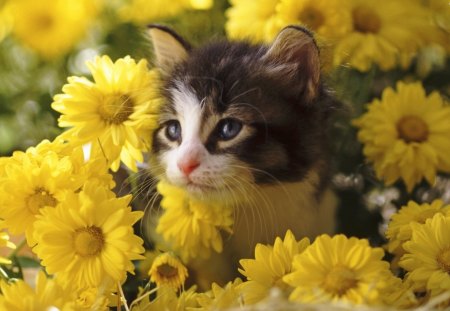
(147, 25, 191, 74)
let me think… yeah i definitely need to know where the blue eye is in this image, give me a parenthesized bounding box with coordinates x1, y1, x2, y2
(217, 118, 242, 140)
(165, 120, 181, 141)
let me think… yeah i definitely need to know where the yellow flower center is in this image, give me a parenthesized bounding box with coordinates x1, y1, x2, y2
(26, 187, 58, 215)
(323, 265, 358, 296)
(98, 94, 134, 124)
(73, 226, 104, 257)
(34, 14, 54, 31)
(352, 6, 381, 33)
(157, 263, 179, 279)
(396, 115, 429, 143)
(299, 7, 325, 31)
(437, 248, 450, 274)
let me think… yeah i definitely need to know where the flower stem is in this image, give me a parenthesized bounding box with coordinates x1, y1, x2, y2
(8, 238, 26, 259)
(0, 267, 9, 281)
(118, 282, 130, 311)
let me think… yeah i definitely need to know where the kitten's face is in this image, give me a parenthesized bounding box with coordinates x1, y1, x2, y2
(149, 26, 330, 200)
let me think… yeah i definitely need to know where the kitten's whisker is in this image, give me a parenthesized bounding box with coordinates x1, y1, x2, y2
(233, 174, 276, 244)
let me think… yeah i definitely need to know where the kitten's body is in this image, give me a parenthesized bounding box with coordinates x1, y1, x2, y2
(146, 25, 338, 285)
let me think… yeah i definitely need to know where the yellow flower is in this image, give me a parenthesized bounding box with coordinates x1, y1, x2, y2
(353, 82, 450, 192)
(119, 0, 212, 24)
(238, 230, 310, 304)
(156, 181, 233, 262)
(8, 0, 99, 59)
(0, 220, 15, 265)
(131, 285, 199, 311)
(400, 213, 450, 297)
(0, 1, 13, 43)
(334, 0, 436, 71)
(0, 148, 84, 245)
(52, 55, 162, 172)
(148, 252, 188, 290)
(28, 138, 115, 189)
(272, 0, 352, 42)
(0, 271, 73, 310)
(119, 0, 185, 24)
(284, 234, 394, 305)
(196, 278, 243, 310)
(225, 0, 279, 43)
(188, 0, 213, 10)
(386, 200, 450, 255)
(33, 181, 145, 288)
(68, 287, 111, 311)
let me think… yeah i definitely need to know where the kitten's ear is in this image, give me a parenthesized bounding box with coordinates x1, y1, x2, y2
(147, 25, 191, 74)
(263, 26, 320, 103)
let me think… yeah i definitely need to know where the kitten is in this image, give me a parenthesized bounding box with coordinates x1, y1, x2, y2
(146, 24, 338, 286)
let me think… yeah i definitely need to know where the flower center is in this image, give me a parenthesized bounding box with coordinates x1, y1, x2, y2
(396, 115, 429, 143)
(299, 7, 325, 31)
(437, 248, 450, 274)
(26, 187, 57, 215)
(156, 263, 179, 279)
(323, 265, 358, 296)
(73, 226, 104, 257)
(98, 94, 134, 124)
(34, 14, 54, 31)
(352, 6, 381, 33)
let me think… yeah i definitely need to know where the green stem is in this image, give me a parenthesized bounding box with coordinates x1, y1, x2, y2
(0, 267, 9, 281)
(8, 238, 26, 259)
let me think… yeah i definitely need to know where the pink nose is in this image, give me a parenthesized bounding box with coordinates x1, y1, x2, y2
(178, 159, 200, 176)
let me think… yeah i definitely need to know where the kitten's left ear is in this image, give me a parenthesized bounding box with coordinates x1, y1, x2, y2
(147, 24, 191, 75)
(263, 26, 320, 103)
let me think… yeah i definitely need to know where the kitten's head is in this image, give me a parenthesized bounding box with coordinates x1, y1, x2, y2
(148, 25, 335, 201)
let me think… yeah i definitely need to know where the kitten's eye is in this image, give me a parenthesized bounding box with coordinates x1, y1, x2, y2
(165, 120, 181, 141)
(217, 118, 242, 140)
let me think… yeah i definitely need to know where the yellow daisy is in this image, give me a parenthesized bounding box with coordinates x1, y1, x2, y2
(118, 0, 185, 24)
(386, 200, 450, 255)
(156, 181, 233, 261)
(284, 234, 394, 305)
(0, 271, 73, 310)
(400, 213, 450, 296)
(26, 138, 115, 189)
(69, 287, 111, 311)
(196, 278, 243, 310)
(0, 1, 13, 43)
(8, 0, 99, 59)
(225, 0, 279, 43)
(52, 55, 163, 172)
(238, 230, 310, 304)
(334, 0, 436, 71)
(148, 252, 188, 290)
(0, 220, 15, 265)
(33, 181, 145, 289)
(353, 82, 450, 192)
(272, 0, 352, 42)
(0, 149, 84, 245)
(188, 0, 213, 10)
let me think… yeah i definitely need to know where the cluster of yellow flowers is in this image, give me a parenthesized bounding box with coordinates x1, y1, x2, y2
(387, 200, 450, 305)
(0, 0, 213, 59)
(0, 138, 146, 309)
(138, 211, 450, 310)
(226, 0, 449, 72)
(353, 81, 450, 193)
(0, 54, 166, 309)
